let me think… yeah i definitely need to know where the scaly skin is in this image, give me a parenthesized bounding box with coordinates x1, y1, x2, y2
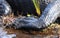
(11, 0, 60, 30)
(0, 0, 11, 16)
(38, 0, 60, 28)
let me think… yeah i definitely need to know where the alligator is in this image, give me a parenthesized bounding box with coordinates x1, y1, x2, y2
(0, 0, 60, 30)
(11, 0, 60, 30)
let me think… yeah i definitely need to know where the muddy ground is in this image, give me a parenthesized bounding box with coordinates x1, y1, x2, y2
(4, 19, 60, 38)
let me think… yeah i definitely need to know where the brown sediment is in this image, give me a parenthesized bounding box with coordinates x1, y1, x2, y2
(4, 24, 60, 38)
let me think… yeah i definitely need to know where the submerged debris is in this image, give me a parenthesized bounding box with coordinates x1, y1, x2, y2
(0, 17, 16, 38)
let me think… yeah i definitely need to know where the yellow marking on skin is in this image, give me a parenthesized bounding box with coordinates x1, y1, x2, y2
(27, 13, 31, 17)
(32, 0, 41, 16)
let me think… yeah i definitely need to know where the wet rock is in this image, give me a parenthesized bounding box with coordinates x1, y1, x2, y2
(0, 27, 16, 38)
(1, 34, 16, 38)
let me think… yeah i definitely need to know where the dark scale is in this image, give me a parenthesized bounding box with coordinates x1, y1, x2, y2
(6, 0, 53, 16)
(0, 0, 52, 16)
(6, 0, 40, 16)
(0, 4, 5, 15)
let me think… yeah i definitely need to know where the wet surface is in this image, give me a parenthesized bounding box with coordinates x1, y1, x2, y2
(4, 23, 60, 38)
